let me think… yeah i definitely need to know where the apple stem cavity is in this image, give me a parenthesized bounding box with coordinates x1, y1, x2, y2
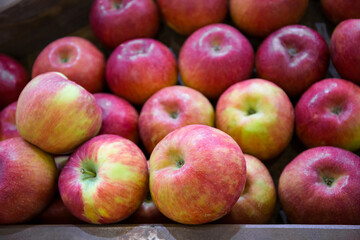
(323, 177, 335, 187)
(331, 106, 342, 115)
(170, 112, 178, 119)
(288, 48, 297, 58)
(80, 168, 97, 180)
(247, 107, 257, 116)
(176, 158, 185, 168)
(112, 0, 124, 10)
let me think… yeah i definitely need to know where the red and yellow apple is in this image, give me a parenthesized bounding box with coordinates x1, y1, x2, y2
(139, 86, 215, 154)
(216, 79, 295, 161)
(59, 134, 148, 224)
(279, 146, 360, 224)
(149, 125, 246, 224)
(0, 137, 58, 224)
(16, 72, 102, 154)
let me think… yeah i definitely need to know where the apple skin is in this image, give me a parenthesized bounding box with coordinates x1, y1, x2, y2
(0, 137, 58, 224)
(330, 19, 360, 85)
(256, 25, 330, 97)
(278, 146, 360, 224)
(139, 86, 215, 154)
(94, 93, 139, 144)
(295, 78, 360, 152)
(0, 54, 29, 110)
(216, 79, 295, 161)
(59, 134, 149, 224)
(179, 23, 254, 100)
(32, 36, 106, 93)
(90, 0, 159, 49)
(149, 125, 246, 225)
(157, 0, 228, 35)
(16, 72, 102, 155)
(230, 0, 309, 37)
(321, 0, 360, 24)
(0, 101, 20, 141)
(106, 38, 177, 105)
(218, 154, 276, 224)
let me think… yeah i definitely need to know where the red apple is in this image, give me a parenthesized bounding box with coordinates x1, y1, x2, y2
(157, 0, 228, 35)
(256, 25, 330, 97)
(90, 0, 159, 49)
(149, 125, 246, 224)
(94, 93, 139, 144)
(216, 79, 295, 161)
(16, 72, 102, 154)
(32, 36, 106, 93)
(230, 0, 309, 37)
(330, 19, 360, 85)
(295, 78, 360, 152)
(179, 23, 254, 100)
(59, 134, 149, 224)
(106, 38, 177, 105)
(279, 146, 360, 224)
(36, 195, 83, 224)
(218, 154, 276, 224)
(139, 86, 215, 154)
(0, 54, 29, 110)
(0, 137, 58, 224)
(321, 0, 360, 24)
(0, 101, 20, 141)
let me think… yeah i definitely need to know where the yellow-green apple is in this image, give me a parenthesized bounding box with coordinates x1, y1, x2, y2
(32, 36, 106, 93)
(106, 38, 177, 105)
(90, 0, 159, 49)
(230, 0, 309, 37)
(0, 101, 20, 141)
(156, 0, 228, 35)
(16, 72, 102, 154)
(256, 25, 330, 97)
(149, 125, 246, 224)
(216, 79, 295, 161)
(321, 0, 360, 24)
(94, 93, 139, 144)
(278, 146, 360, 224)
(217, 154, 276, 224)
(0, 54, 29, 109)
(126, 161, 172, 224)
(330, 19, 360, 85)
(59, 134, 148, 224)
(295, 78, 360, 152)
(139, 86, 215, 154)
(0, 137, 57, 224)
(179, 24, 254, 100)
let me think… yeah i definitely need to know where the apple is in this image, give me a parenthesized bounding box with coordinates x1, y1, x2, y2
(106, 38, 177, 105)
(0, 101, 20, 141)
(139, 85, 215, 154)
(90, 0, 159, 49)
(94, 93, 139, 144)
(216, 79, 295, 161)
(149, 125, 246, 224)
(255, 25, 330, 97)
(32, 36, 106, 93)
(0, 137, 58, 224)
(218, 154, 276, 224)
(279, 146, 360, 224)
(295, 78, 360, 152)
(59, 134, 148, 224)
(16, 72, 102, 155)
(0, 54, 29, 110)
(230, 0, 309, 37)
(321, 0, 360, 24)
(156, 0, 228, 35)
(330, 19, 360, 85)
(179, 23, 254, 100)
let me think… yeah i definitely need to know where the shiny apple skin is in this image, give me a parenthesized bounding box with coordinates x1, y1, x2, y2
(321, 0, 360, 24)
(0, 54, 29, 110)
(256, 25, 329, 97)
(279, 146, 360, 224)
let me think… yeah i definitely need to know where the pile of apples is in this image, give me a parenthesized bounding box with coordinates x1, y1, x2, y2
(0, 0, 360, 225)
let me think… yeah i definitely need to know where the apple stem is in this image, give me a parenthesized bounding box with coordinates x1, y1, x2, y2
(80, 168, 96, 178)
